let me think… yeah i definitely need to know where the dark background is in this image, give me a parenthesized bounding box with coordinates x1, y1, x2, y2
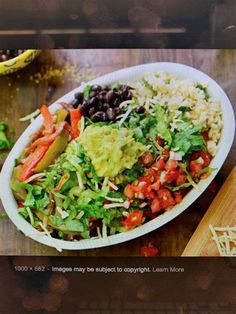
(0, 256, 236, 313)
(0, 0, 235, 48)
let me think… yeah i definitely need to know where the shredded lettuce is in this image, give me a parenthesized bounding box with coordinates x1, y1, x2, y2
(171, 124, 205, 157)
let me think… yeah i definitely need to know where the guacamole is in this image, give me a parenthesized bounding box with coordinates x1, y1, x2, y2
(79, 125, 147, 178)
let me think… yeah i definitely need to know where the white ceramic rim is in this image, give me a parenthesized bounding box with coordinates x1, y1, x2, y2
(0, 62, 235, 251)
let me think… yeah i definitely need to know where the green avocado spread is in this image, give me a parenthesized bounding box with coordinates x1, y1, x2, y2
(78, 125, 147, 178)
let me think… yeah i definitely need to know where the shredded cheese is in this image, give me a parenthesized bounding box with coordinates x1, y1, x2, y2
(105, 196, 124, 203)
(108, 181, 119, 191)
(118, 107, 133, 127)
(209, 224, 236, 256)
(96, 227, 102, 239)
(26, 207, 34, 226)
(76, 171, 84, 190)
(102, 223, 108, 241)
(56, 206, 69, 219)
(104, 201, 130, 210)
(76, 211, 84, 220)
(24, 172, 45, 183)
(19, 109, 40, 122)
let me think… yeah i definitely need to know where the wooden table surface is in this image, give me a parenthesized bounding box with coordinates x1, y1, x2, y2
(0, 49, 235, 256)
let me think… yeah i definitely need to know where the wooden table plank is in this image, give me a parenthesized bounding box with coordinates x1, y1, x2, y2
(0, 49, 235, 256)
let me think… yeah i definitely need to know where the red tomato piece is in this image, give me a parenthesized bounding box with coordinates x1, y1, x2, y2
(121, 210, 144, 229)
(124, 184, 136, 199)
(173, 191, 183, 204)
(163, 169, 178, 184)
(162, 149, 170, 158)
(190, 161, 203, 175)
(140, 152, 155, 166)
(138, 184, 156, 200)
(199, 151, 211, 167)
(152, 158, 166, 171)
(157, 188, 175, 210)
(149, 181, 161, 192)
(140, 245, 159, 257)
(138, 175, 152, 185)
(151, 198, 162, 213)
(175, 169, 187, 185)
(165, 159, 178, 171)
(145, 168, 159, 182)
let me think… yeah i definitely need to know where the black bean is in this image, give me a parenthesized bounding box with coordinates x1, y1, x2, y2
(101, 103, 110, 111)
(121, 85, 129, 93)
(74, 92, 84, 102)
(78, 104, 86, 115)
(71, 98, 79, 108)
(81, 100, 91, 111)
(135, 106, 146, 114)
(89, 96, 99, 107)
(91, 84, 101, 92)
(106, 108, 116, 121)
(88, 107, 96, 116)
(102, 112, 109, 121)
(91, 111, 104, 122)
(113, 98, 120, 107)
(114, 107, 122, 115)
(106, 90, 116, 103)
(122, 90, 132, 100)
(90, 90, 97, 98)
(98, 91, 107, 102)
(103, 85, 110, 91)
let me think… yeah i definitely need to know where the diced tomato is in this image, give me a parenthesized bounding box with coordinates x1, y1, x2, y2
(163, 169, 178, 184)
(165, 159, 178, 171)
(140, 245, 159, 257)
(144, 210, 157, 219)
(175, 169, 187, 185)
(151, 198, 161, 213)
(174, 191, 183, 204)
(199, 151, 211, 167)
(145, 168, 159, 181)
(138, 183, 156, 200)
(140, 152, 154, 166)
(149, 181, 161, 192)
(70, 108, 82, 139)
(152, 158, 166, 171)
(17, 202, 24, 208)
(157, 188, 175, 210)
(40, 105, 54, 135)
(124, 184, 136, 199)
(190, 160, 203, 176)
(121, 210, 144, 229)
(19, 144, 50, 182)
(162, 149, 170, 158)
(138, 175, 152, 185)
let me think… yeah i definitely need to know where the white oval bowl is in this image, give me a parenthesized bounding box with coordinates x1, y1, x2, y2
(0, 62, 235, 251)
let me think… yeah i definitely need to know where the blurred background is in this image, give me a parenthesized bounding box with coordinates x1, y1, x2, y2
(0, 0, 235, 48)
